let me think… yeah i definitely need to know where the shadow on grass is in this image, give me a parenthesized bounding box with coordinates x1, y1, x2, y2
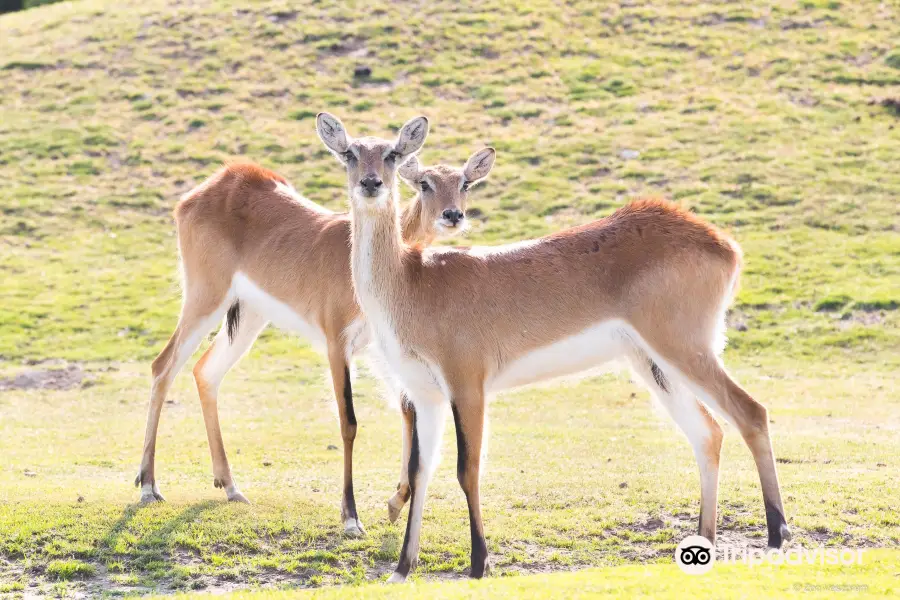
(90, 499, 371, 588)
(99, 500, 219, 578)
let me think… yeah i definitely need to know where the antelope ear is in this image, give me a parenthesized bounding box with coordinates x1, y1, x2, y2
(398, 155, 421, 183)
(316, 112, 350, 154)
(394, 116, 429, 157)
(463, 147, 496, 183)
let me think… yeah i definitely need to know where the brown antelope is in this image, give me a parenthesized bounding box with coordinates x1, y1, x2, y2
(315, 112, 791, 581)
(135, 132, 473, 534)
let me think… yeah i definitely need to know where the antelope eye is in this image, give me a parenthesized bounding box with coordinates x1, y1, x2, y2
(387, 151, 400, 162)
(342, 150, 355, 162)
(420, 181, 430, 192)
(462, 181, 470, 192)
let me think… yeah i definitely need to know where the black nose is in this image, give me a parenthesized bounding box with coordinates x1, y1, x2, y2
(442, 209, 464, 225)
(360, 176, 383, 194)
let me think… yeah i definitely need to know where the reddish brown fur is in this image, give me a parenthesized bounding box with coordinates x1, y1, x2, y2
(325, 114, 786, 583)
(174, 163, 360, 338)
(349, 186, 790, 580)
(136, 159, 462, 523)
(612, 198, 740, 264)
(223, 160, 289, 185)
(356, 198, 743, 378)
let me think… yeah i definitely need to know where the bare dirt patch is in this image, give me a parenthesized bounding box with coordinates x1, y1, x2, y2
(837, 310, 885, 329)
(0, 365, 88, 391)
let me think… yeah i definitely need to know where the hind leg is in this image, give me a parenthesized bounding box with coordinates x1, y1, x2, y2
(648, 345, 791, 548)
(136, 296, 230, 502)
(685, 355, 790, 548)
(193, 304, 267, 503)
(628, 352, 723, 542)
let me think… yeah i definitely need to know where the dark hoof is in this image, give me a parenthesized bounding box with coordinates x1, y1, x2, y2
(769, 523, 792, 548)
(765, 502, 790, 549)
(470, 557, 490, 579)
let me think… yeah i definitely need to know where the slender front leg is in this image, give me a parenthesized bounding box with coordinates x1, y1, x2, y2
(388, 400, 447, 583)
(388, 394, 414, 523)
(451, 397, 489, 578)
(327, 346, 364, 536)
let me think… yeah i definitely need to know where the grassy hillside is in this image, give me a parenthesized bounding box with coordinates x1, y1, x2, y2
(1, 0, 898, 364)
(1, 0, 898, 596)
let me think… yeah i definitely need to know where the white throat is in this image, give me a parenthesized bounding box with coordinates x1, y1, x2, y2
(349, 184, 403, 320)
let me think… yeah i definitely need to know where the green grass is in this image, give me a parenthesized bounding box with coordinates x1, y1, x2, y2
(1, 354, 897, 595)
(45, 559, 97, 581)
(187, 550, 899, 598)
(1, 0, 898, 596)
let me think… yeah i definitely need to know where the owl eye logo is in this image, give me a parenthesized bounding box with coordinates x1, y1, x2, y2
(675, 535, 716, 574)
(679, 546, 712, 565)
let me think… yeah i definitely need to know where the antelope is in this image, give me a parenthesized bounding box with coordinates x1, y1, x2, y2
(135, 135, 476, 534)
(315, 112, 792, 582)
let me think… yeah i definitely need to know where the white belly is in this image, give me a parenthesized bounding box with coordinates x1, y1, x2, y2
(488, 320, 630, 392)
(368, 323, 447, 405)
(232, 272, 327, 349)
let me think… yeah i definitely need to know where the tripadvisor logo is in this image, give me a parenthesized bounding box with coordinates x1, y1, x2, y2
(675, 535, 715, 575)
(675, 535, 866, 575)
